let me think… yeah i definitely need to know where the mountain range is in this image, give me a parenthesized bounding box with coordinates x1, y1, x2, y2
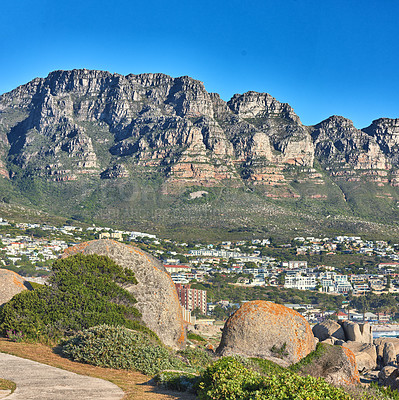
(0, 69, 398, 240)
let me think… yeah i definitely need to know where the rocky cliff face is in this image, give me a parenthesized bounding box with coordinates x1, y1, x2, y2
(0, 69, 319, 190)
(1, 69, 399, 232)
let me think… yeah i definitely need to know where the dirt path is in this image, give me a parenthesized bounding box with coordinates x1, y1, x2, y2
(0, 352, 124, 399)
(0, 340, 196, 400)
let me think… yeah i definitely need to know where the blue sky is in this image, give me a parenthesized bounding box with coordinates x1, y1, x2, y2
(1, 0, 398, 128)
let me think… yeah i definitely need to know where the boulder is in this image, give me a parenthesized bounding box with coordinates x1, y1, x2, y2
(342, 321, 373, 343)
(0, 269, 32, 306)
(294, 343, 360, 386)
(383, 342, 397, 367)
(62, 240, 186, 349)
(384, 368, 399, 391)
(216, 300, 316, 366)
(312, 320, 345, 342)
(321, 337, 336, 345)
(342, 342, 377, 372)
(375, 338, 399, 365)
(379, 366, 397, 384)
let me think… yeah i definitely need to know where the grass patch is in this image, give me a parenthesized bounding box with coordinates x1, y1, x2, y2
(289, 342, 328, 373)
(187, 332, 206, 343)
(0, 378, 16, 392)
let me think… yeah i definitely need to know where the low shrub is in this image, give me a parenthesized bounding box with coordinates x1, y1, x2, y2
(197, 356, 352, 400)
(61, 325, 185, 375)
(249, 357, 286, 376)
(177, 347, 213, 371)
(154, 371, 199, 392)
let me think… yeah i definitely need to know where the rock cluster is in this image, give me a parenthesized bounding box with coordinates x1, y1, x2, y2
(62, 239, 186, 349)
(312, 320, 399, 390)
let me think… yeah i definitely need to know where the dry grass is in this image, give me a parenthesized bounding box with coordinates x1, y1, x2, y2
(0, 377, 16, 392)
(0, 339, 196, 400)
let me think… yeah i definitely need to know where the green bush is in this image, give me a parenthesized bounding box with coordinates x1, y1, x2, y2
(0, 254, 151, 341)
(154, 371, 199, 392)
(197, 357, 352, 400)
(61, 325, 185, 375)
(177, 347, 213, 371)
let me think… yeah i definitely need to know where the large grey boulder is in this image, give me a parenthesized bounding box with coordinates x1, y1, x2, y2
(312, 320, 345, 342)
(62, 240, 186, 349)
(342, 342, 377, 372)
(375, 337, 399, 363)
(216, 300, 316, 366)
(342, 321, 372, 343)
(0, 269, 32, 306)
(383, 342, 397, 367)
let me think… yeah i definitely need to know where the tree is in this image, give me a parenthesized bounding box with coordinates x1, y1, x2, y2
(0, 254, 148, 340)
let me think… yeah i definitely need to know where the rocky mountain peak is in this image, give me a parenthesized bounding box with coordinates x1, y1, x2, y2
(0, 68, 399, 205)
(227, 91, 300, 123)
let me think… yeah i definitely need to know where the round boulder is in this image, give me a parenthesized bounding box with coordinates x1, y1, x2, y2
(312, 320, 346, 342)
(216, 300, 316, 365)
(62, 239, 185, 349)
(0, 269, 32, 306)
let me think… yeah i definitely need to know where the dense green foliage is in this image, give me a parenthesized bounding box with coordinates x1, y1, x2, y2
(0, 254, 150, 340)
(61, 325, 184, 375)
(197, 357, 352, 400)
(177, 347, 213, 371)
(154, 371, 199, 393)
(350, 293, 398, 315)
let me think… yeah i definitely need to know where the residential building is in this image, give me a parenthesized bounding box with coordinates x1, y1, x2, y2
(175, 283, 207, 315)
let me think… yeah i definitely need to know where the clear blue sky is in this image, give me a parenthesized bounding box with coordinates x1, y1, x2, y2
(1, 0, 398, 128)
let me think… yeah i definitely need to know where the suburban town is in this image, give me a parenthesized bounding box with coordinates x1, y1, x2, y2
(1, 217, 399, 326)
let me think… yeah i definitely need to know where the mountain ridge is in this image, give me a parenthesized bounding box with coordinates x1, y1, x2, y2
(1, 69, 399, 240)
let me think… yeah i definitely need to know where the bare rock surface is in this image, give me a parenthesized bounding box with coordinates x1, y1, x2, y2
(383, 368, 399, 391)
(0, 352, 123, 399)
(379, 366, 397, 384)
(375, 337, 399, 357)
(342, 342, 377, 371)
(342, 321, 372, 343)
(216, 300, 315, 365)
(383, 342, 397, 367)
(294, 344, 360, 386)
(312, 320, 345, 342)
(62, 239, 186, 348)
(0, 269, 32, 307)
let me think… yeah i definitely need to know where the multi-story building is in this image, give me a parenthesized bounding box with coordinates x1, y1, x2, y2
(175, 283, 207, 315)
(284, 273, 316, 291)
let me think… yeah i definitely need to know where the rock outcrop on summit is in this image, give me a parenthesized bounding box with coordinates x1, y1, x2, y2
(216, 300, 315, 366)
(62, 239, 186, 349)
